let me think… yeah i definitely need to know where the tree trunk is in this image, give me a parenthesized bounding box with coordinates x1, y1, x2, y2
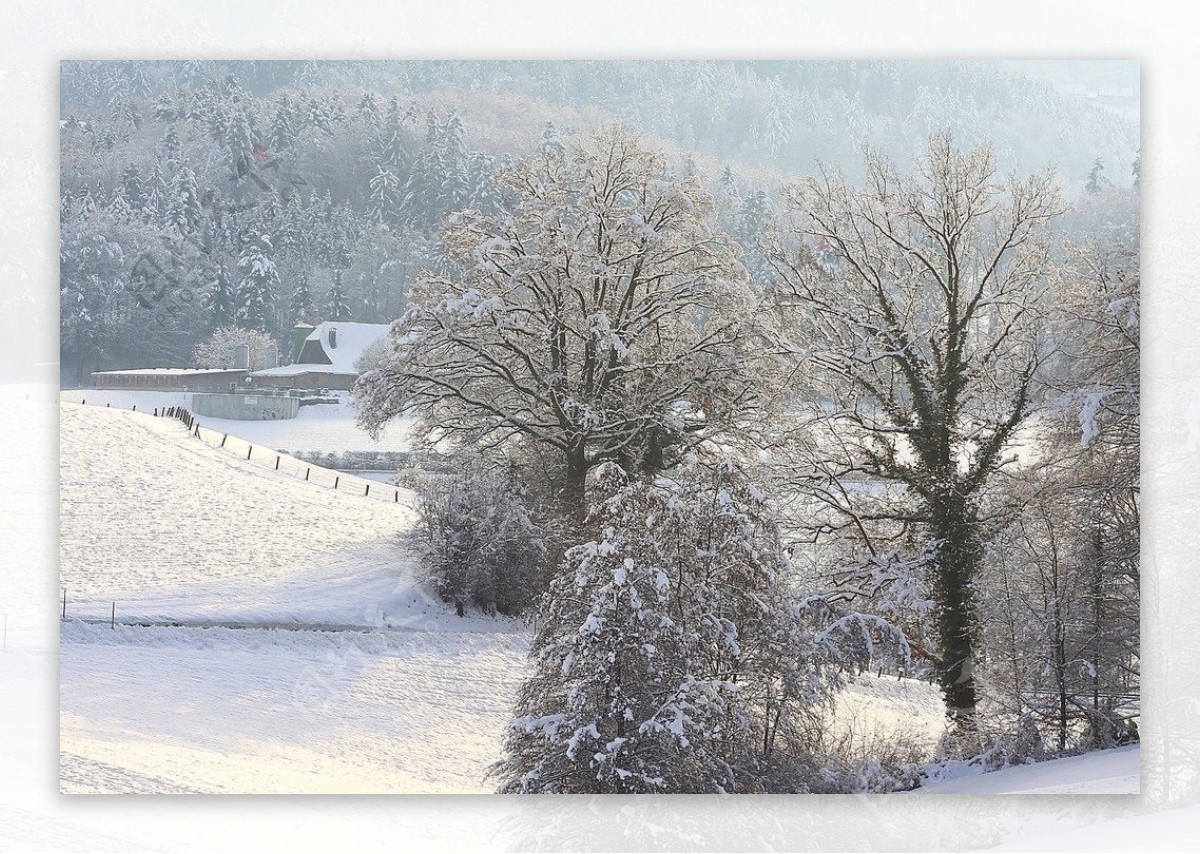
(931, 494, 980, 725)
(563, 444, 589, 521)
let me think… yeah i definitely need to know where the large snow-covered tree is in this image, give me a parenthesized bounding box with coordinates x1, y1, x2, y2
(355, 127, 759, 514)
(492, 457, 899, 793)
(766, 135, 1063, 724)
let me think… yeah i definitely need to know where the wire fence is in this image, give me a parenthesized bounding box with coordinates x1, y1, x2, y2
(80, 400, 407, 506)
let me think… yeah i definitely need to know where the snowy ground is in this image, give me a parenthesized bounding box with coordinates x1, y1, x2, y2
(60, 621, 528, 794)
(913, 745, 1140, 795)
(830, 673, 948, 754)
(60, 400, 525, 793)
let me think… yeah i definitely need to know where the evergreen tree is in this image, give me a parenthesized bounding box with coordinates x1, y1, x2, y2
(1086, 156, 1109, 194)
(160, 124, 181, 157)
(327, 268, 351, 320)
(378, 97, 407, 170)
(290, 271, 313, 322)
(368, 163, 401, 225)
(269, 95, 298, 154)
(165, 165, 202, 236)
(204, 262, 237, 329)
(356, 92, 381, 132)
(119, 164, 145, 213)
(493, 458, 893, 793)
(235, 231, 278, 330)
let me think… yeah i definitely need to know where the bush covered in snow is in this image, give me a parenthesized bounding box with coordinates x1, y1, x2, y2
(406, 455, 551, 616)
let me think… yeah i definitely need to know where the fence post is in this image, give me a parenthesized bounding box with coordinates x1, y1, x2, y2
(132, 405, 136, 412)
(365, 483, 370, 496)
(61, 589, 66, 619)
(111, 602, 115, 630)
(275, 455, 280, 470)
(154, 408, 158, 417)
(221, 433, 227, 447)
(305, 468, 310, 481)
(395, 490, 399, 503)
(334, 476, 339, 490)
(247, 446, 252, 460)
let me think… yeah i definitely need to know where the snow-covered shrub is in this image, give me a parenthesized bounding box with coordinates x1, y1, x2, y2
(928, 714, 1049, 782)
(406, 455, 549, 616)
(492, 456, 907, 793)
(1081, 705, 1139, 749)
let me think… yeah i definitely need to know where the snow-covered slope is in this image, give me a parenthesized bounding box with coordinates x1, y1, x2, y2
(913, 745, 1140, 795)
(60, 401, 529, 793)
(59, 401, 485, 629)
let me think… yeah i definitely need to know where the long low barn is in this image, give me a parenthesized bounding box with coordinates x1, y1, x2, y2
(92, 368, 250, 392)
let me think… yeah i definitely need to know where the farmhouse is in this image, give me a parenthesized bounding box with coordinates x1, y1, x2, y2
(249, 321, 390, 391)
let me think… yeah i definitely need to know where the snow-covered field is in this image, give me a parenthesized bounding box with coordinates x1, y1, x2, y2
(60, 400, 525, 793)
(61, 621, 527, 794)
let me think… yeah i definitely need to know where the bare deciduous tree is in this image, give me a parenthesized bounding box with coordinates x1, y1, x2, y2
(355, 127, 758, 515)
(767, 134, 1063, 723)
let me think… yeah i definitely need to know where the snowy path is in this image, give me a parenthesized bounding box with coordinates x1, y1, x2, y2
(61, 622, 528, 794)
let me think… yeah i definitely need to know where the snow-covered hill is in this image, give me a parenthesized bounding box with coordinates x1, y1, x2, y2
(59, 401, 497, 630)
(61, 621, 528, 794)
(60, 401, 527, 793)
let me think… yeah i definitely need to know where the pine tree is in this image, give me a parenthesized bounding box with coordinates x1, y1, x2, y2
(378, 97, 407, 170)
(356, 92, 381, 132)
(160, 124, 181, 158)
(290, 271, 313, 323)
(235, 231, 278, 330)
(119, 164, 145, 213)
(1086, 157, 1109, 194)
(165, 165, 202, 236)
(327, 268, 351, 320)
(368, 163, 401, 225)
(204, 262, 237, 329)
(269, 95, 298, 154)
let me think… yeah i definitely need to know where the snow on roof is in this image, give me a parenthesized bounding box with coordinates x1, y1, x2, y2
(251, 364, 339, 377)
(255, 322, 390, 377)
(92, 368, 248, 376)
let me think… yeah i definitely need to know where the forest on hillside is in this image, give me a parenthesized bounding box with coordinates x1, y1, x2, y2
(59, 60, 1137, 381)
